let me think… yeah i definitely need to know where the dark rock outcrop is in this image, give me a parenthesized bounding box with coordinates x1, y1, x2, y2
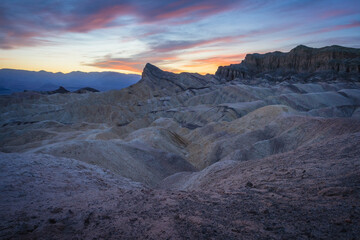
(73, 87, 100, 94)
(47, 86, 69, 94)
(24, 86, 100, 95)
(26, 86, 70, 95)
(216, 45, 360, 81)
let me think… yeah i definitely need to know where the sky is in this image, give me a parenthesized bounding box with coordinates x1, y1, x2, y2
(0, 0, 359, 75)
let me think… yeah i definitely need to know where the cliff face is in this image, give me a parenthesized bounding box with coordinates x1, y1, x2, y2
(216, 45, 360, 80)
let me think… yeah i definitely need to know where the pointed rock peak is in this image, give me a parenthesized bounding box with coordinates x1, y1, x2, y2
(291, 45, 312, 53)
(142, 63, 174, 80)
(295, 44, 309, 48)
(144, 63, 163, 73)
(55, 86, 69, 93)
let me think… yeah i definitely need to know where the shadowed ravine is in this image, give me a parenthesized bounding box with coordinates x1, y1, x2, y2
(1, 45, 360, 239)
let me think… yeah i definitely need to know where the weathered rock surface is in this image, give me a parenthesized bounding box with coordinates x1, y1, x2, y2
(1, 45, 360, 239)
(216, 45, 360, 80)
(31, 139, 195, 186)
(1, 132, 359, 239)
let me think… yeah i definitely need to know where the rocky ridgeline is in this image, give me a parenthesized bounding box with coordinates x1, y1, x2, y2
(216, 45, 360, 81)
(24, 86, 100, 94)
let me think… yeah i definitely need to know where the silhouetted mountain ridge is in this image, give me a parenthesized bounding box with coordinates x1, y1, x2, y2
(0, 69, 140, 94)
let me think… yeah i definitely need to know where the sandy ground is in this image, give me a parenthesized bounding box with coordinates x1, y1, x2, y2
(1, 130, 359, 239)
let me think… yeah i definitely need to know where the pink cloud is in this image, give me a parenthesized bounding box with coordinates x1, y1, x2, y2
(301, 21, 360, 37)
(66, 5, 134, 32)
(319, 9, 358, 19)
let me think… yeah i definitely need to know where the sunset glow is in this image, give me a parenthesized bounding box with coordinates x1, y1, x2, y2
(1, 0, 359, 75)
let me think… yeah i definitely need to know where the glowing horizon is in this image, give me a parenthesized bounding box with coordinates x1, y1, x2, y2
(1, 0, 359, 75)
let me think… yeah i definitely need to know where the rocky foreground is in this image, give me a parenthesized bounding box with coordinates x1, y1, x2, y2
(1, 45, 360, 239)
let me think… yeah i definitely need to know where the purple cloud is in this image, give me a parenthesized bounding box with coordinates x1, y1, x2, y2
(0, 0, 239, 49)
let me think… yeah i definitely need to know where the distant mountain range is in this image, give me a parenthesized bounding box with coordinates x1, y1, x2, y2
(0, 69, 141, 95)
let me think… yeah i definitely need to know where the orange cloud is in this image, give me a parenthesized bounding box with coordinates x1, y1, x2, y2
(87, 59, 143, 74)
(186, 53, 247, 66)
(179, 53, 247, 74)
(85, 50, 247, 75)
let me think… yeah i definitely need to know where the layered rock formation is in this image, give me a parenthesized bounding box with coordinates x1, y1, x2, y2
(1, 45, 360, 239)
(216, 45, 360, 80)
